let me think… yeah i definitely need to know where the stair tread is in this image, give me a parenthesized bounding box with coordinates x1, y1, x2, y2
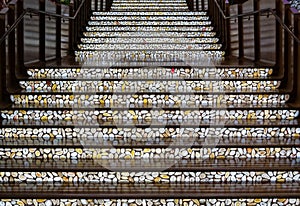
(1, 119, 299, 127)
(0, 182, 299, 198)
(0, 158, 299, 172)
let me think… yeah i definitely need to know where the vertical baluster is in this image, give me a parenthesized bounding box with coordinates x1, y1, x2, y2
(285, 8, 294, 96)
(0, 8, 11, 107)
(16, 0, 26, 77)
(69, 2, 75, 53)
(100, 0, 103, 11)
(238, 3, 244, 58)
(74, 0, 79, 47)
(56, 3, 61, 59)
(294, 12, 300, 103)
(276, 0, 284, 71)
(95, 0, 98, 11)
(225, 0, 231, 56)
(253, 0, 260, 62)
(8, 1, 20, 90)
(39, 0, 46, 62)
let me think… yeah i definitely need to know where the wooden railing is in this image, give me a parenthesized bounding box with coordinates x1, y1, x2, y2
(0, 0, 112, 108)
(207, 0, 300, 103)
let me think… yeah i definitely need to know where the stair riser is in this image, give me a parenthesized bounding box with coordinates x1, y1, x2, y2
(27, 68, 273, 79)
(83, 31, 217, 37)
(11, 94, 289, 106)
(19, 80, 280, 92)
(1, 171, 299, 183)
(75, 51, 225, 59)
(78, 43, 222, 51)
(87, 21, 212, 26)
(85, 26, 214, 32)
(0, 147, 299, 159)
(1, 127, 299, 139)
(1, 109, 298, 120)
(92, 11, 208, 15)
(112, 3, 187, 5)
(2, 199, 299, 206)
(111, 8, 189, 11)
(90, 16, 210, 20)
(81, 37, 219, 44)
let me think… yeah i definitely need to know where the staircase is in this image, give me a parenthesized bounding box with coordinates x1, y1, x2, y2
(1, 0, 300, 205)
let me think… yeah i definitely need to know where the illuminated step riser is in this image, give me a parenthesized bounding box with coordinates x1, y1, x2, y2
(0, 147, 299, 159)
(85, 26, 214, 32)
(0, 171, 299, 183)
(92, 12, 208, 16)
(77, 43, 222, 51)
(83, 31, 217, 38)
(1, 126, 299, 139)
(90, 16, 210, 20)
(19, 80, 280, 93)
(74, 51, 225, 59)
(27, 67, 273, 79)
(86, 21, 212, 26)
(11, 94, 288, 107)
(0, 199, 299, 206)
(1, 109, 298, 120)
(110, 7, 189, 11)
(81, 37, 219, 44)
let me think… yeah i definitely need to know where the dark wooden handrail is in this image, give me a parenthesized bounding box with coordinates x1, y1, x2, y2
(0, 0, 87, 45)
(0, 0, 112, 108)
(210, 0, 300, 45)
(207, 0, 300, 104)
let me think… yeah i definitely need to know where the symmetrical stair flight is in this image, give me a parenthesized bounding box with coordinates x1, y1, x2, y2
(0, 0, 300, 205)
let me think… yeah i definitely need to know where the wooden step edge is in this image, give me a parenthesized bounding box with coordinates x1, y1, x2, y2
(0, 182, 299, 198)
(1, 136, 299, 149)
(0, 158, 299, 172)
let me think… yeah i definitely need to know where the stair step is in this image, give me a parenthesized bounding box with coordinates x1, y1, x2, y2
(110, 7, 189, 11)
(0, 182, 300, 199)
(11, 93, 289, 107)
(26, 67, 273, 79)
(1, 104, 299, 120)
(87, 20, 212, 26)
(77, 43, 222, 51)
(81, 37, 219, 44)
(1, 124, 300, 146)
(92, 11, 208, 16)
(1, 135, 299, 148)
(1, 158, 299, 172)
(0, 198, 299, 205)
(0, 147, 299, 159)
(90, 15, 210, 20)
(0, 159, 299, 183)
(85, 26, 215, 32)
(1, 118, 299, 128)
(83, 31, 217, 38)
(113, 0, 187, 2)
(112, 3, 187, 5)
(74, 50, 225, 59)
(18, 79, 281, 93)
